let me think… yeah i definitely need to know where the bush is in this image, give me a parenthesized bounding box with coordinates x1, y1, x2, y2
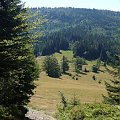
(84, 103, 120, 119)
(56, 94, 120, 120)
(57, 94, 82, 120)
(43, 56, 61, 78)
(57, 104, 120, 120)
(68, 106, 85, 120)
(75, 57, 87, 65)
(74, 57, 86, 73)
(92, 65, 98, 73)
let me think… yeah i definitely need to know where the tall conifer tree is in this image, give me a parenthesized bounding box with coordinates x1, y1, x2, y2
(0, 0, 39, 118)
(61, 56, 69, 73)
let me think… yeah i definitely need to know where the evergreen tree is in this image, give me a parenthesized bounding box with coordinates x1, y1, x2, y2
(103, 53, 120, 105)
(74, 57, 86, 73)
(104, 78, 120, 105)
(92, 65, 98, 73)
(0, 0, 39, 118)
(43, 56, 61, 78)
(61, 56, 69, 73)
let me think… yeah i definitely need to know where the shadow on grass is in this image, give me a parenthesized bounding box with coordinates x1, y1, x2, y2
(78, 71, 87, 75)
(92, 71, 100, 74)
(99, 69, 105, 73)
(63, 72, 72, 76)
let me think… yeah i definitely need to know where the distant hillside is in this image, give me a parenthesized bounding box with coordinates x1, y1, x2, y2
(32, 7, 120, 33)
(31, 8, 120, 61)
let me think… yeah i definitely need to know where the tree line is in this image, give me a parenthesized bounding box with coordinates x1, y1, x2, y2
(31, 7, 120, 64)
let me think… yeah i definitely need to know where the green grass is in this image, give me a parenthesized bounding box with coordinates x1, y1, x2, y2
(29, 50, 114, 115)
(53, 50, 73, 62)
(36, 50, 73, 68)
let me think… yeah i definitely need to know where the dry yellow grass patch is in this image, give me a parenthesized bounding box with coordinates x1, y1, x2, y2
(28, 71, 112, 114)
(28, 50, 114, 114)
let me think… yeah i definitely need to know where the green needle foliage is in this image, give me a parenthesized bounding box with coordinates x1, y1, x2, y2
(0, 0, 39, 119)
(104, 78, 120, 105)
(61, 56, 69, 74)
(57, 96, 120, 120)
(103, 53, 120, 105)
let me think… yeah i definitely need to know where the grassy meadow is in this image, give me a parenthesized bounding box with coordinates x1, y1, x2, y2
(28, 50, 114, 115)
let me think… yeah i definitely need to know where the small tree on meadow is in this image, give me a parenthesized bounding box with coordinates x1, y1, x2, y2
(43, 56, 61, 78)
(74, 57, 86, 73)
(61, 56, 69, 73)
(92, 65, 98, 73)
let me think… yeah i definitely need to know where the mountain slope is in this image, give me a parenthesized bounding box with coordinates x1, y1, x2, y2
(31, 8, 120, 61)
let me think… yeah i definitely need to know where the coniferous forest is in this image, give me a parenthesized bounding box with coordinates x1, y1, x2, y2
(32, 7, 120, 63)
(0, 1, 120, 119)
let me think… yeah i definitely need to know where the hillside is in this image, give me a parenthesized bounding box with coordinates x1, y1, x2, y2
(32, 8, 120, 62)
(32, 7, 120, 33)
(28, 50, 114, 114)
(1, 0, 120, 119)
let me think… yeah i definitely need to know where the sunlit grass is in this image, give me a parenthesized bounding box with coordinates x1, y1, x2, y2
(29, 50, 114, 115)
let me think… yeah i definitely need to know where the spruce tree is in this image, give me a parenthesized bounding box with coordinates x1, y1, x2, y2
(61, 56, 69, 73)
(104, 78, 120, 105)
(103, 54, 120, 105)
(0, 0, 39, 118)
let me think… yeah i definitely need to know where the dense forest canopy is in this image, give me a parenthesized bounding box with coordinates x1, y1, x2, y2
(31, 7, 120, 62)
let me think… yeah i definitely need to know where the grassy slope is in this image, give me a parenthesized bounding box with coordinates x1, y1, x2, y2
(28, 50, 113, 114)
